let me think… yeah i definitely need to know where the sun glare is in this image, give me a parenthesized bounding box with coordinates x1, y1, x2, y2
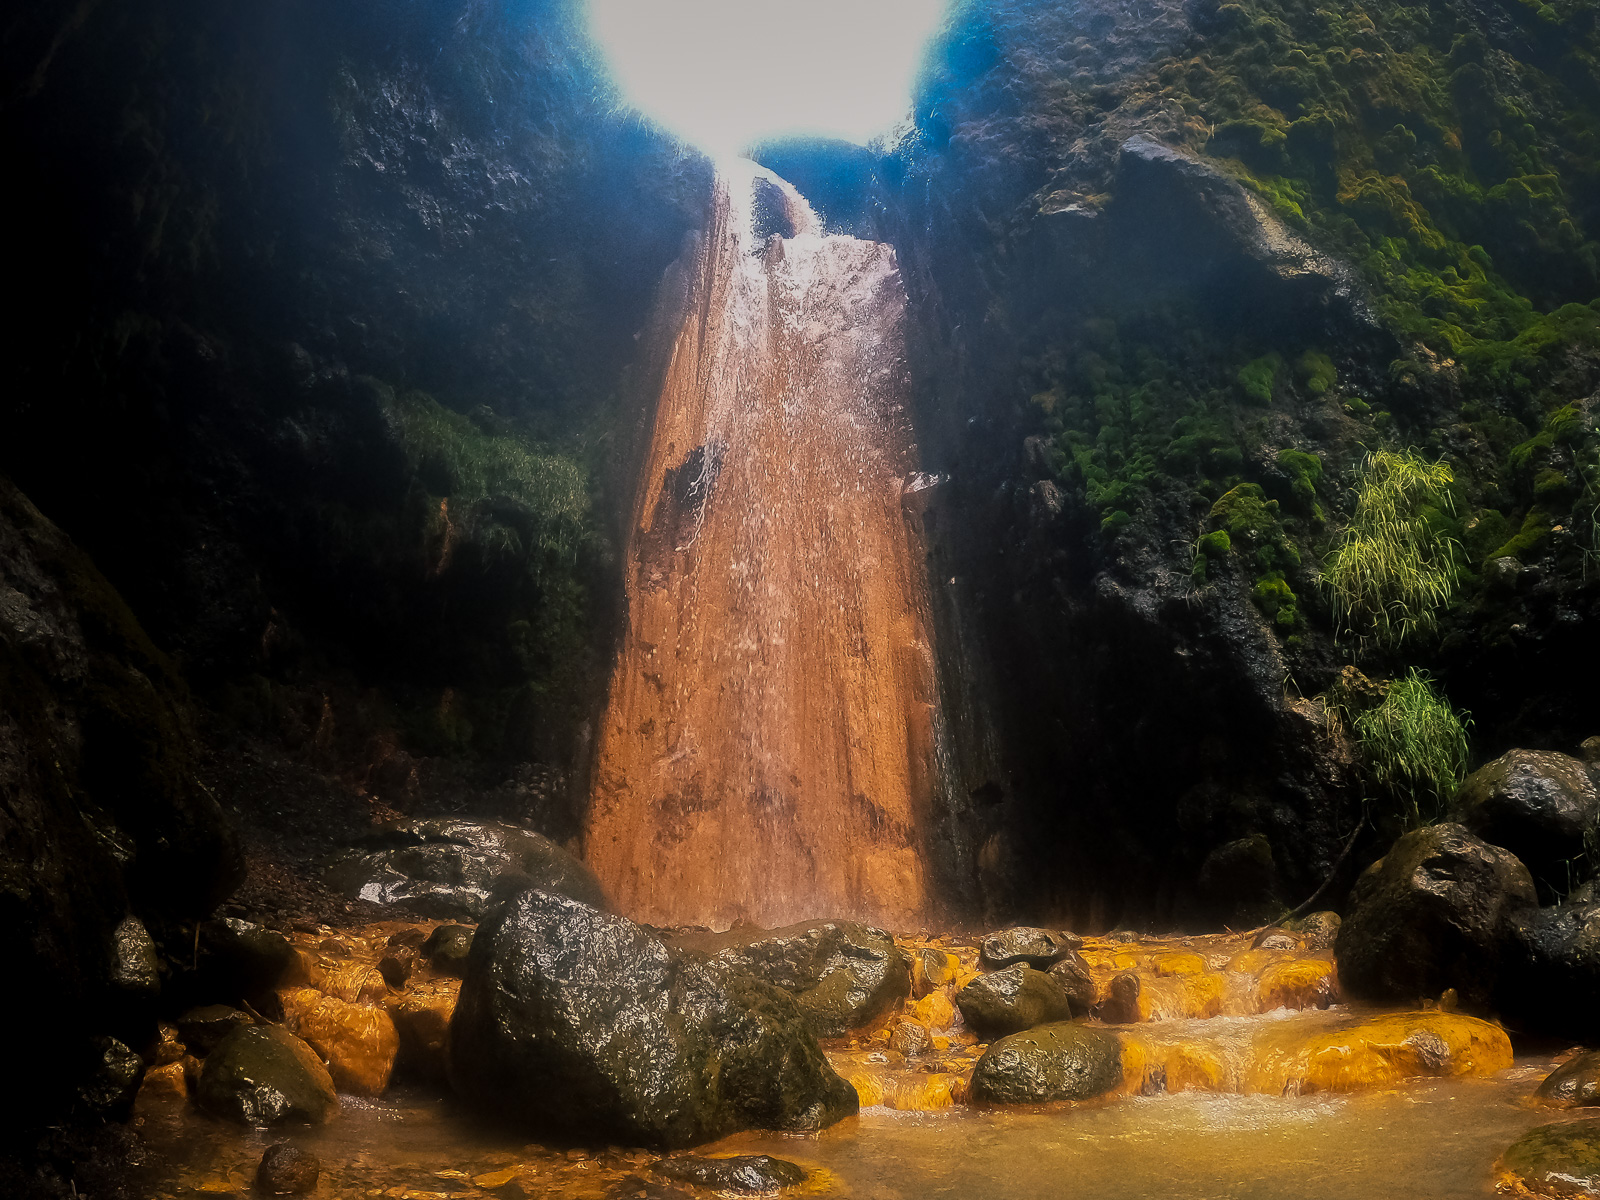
(586, 0, 947, 156)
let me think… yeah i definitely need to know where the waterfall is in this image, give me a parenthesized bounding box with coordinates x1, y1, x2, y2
(585, 160, 944, 930)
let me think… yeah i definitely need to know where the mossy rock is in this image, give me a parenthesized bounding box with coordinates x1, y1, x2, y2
(969, 1021, 1122, 1104)
(197, 1025, 339, 1126)
(1496, 1118, 1600, 1197)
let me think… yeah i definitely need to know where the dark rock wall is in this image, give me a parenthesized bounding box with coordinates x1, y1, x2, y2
(0, 479, 240, 1122)
(1, 0, 707, 834)
(862, 0, 1600, 926)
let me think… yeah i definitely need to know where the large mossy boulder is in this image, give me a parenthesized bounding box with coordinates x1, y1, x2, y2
(0, 478, 242, 1124)
(325, 818, 605, 921)
(1335, 823, 1537, 1006)
(667, 921, 910, 1038)
(1495, 1119, 1600, 1197)
(957, 965, 1075, 1038)
(1453, 750, 1598, 898)
(1499, 901, 1600, 1041)
(197, 1025, 339, 1126)
(447, 890, 858, 1148)
(969, 1022, 1123, 1104)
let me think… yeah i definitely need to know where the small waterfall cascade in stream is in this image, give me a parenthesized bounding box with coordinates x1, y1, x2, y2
(585, 160, 945, 930)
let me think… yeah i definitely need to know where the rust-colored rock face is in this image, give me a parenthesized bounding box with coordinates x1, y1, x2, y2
(586, 162, 942, 930)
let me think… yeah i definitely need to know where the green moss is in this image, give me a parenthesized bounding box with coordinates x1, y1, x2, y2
(1237, 354, 1283, 404)
(1276, 447, 1324, 513)
(1464, 509, 1514, 564)
(1296, 351, 1338, 396)
(1487, 508, 1553, 560)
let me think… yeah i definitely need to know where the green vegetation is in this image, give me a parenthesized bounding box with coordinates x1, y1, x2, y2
(1296, 351, 1337, 396)
(1237, 354, 1283, 404)
(1322, 449, 1461, 648)
(387, 388, 591, 564)
(1350, 670, 1472, 829)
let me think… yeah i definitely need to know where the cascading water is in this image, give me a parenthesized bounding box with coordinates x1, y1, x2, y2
(584, 160, 944, 930)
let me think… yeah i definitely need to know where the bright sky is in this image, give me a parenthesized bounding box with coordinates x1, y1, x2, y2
(586, 0, 947, 156)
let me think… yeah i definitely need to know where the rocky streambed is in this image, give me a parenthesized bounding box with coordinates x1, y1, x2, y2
(125, 901, 1600, 1199)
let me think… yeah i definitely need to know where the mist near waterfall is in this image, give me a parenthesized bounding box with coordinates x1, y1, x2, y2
(586, 0, 946, 154)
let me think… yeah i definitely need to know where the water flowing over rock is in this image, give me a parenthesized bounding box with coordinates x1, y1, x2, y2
(447, 889, 858, 1148)
(586, 161, 947, 930)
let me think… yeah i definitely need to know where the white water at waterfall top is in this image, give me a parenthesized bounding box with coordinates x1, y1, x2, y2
(586, 0, 945, 155)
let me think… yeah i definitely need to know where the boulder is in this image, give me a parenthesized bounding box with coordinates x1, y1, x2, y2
(257, 1144, 321, 1194)
(969, 1021, 1123, 1104)
(170, 918, 297, 1012)
(1499, 901, 1600, 1040)
(956, 965, 1074, 1038)
(78, 1037, 144, 1118)
(1453, 750, 1598, 897)
(325, 818, 606, 921)
(652, 1155, 805, 1193)
(1285, 911, 1341, 950)
(1495, 1119, 1600, 1197)
(448, 890, 858, 1147)
(667, 921, 910, 1037)
(978, 927, 1081, 970)
(1046, 952, 1096, 1015)
(1537, 1051, 1600, 1107)
(0, 479, 242, 1123)
(279, 986, 399, 1095)
(197, 1025, 339, 1126)
(1335, 824, 1537, 1007)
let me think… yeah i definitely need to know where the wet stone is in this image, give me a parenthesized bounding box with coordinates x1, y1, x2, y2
(652, 1154, 806, 1193)
(979, 926, 1082, 970)
(79, 1036, 143, 1116)
(1496, 1118, 1600, 1197)
(1098, 971, 1143, 1024)
(668, 920, 911, 1037)
(197, 1024, 339, 1126)
(888, 1020, 931, 1057)
(378, 947, 415, 988)
(1537, 1051, 1600, 1107)
(177, 1004, 254, 1056)
(1046, 951, 1096, 1014)
(257, 1143, 320, 1194)
(970, 1021, 1123, 1105)
(957, 964, 1074, 1038)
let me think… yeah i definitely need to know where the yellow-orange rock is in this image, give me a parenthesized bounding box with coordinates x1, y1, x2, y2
(280, 985, 399, 1095)
(1256, 958, 1338, 1012)
(139, 1060, 188, 1100)
(386, 977, 460, 1082)
(319, 959, 387, 1004)
(1164, 1043, 1227, 1093)
(849, 1073, 886, 1107)
(1248, 1011, 1512, 1095)
(1151, 952, 1207, 977)
(913, 949, 960, 996)
(151, 1024, 185, 1066)
(912, 990, 957, 1031)
(885, 1074, 963, 1111)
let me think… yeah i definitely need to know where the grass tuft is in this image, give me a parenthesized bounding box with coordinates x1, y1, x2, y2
(1321, 449, 1462, 648)
(1352, 670, 1472, 829)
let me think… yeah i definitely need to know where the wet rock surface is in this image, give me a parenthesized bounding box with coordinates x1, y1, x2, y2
(1537, 1052, 1600, 1107)
(448, 891, 858, 1147)
(979, 926, 1082, 969)
(176, 1006, 253, 1056)
(651, 1154, 806, 1193)
(197, 1025, 339, 1126)
(1335, 823, 1537, 1006)
(970, 1022, 1123, 1104)
(325, 818, 606, 922)
(1496, 1118, 1600, 1197)
(1453, 750, 1599, 898)
(669, 920, 912, 1037)
(957, 964, 1075, 1038)
(257, 1143, 321, 1194)
(1046, 951, 1097, 1014)
(1499, 902, 1600, 1040)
